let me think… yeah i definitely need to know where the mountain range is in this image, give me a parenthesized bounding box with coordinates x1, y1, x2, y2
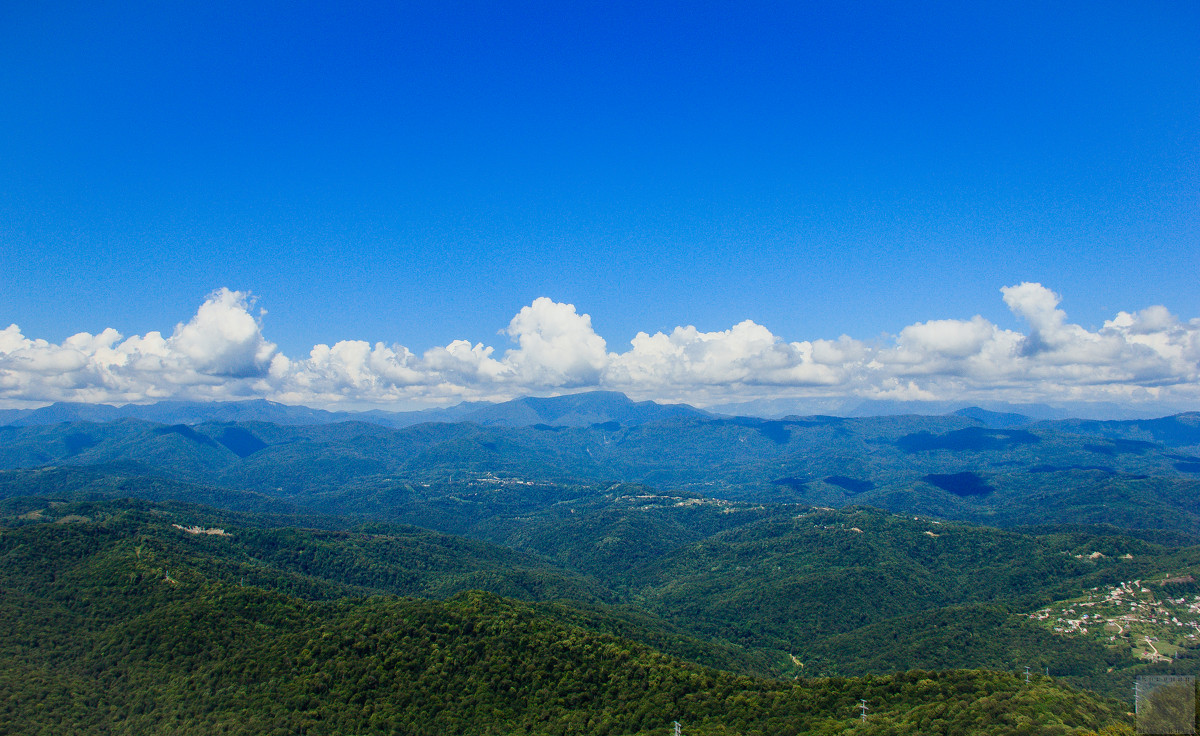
(5, 390, 1197, 429)
(0, 391, 708, 429)
(2, 393, 1198, 537)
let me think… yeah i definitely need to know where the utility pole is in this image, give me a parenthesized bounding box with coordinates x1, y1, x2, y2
(859, 699, 868, 723)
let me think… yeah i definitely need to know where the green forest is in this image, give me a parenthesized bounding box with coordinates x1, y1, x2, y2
(0, 502, 1134, 734)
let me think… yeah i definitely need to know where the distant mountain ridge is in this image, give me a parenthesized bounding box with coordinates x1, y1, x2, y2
(0, 391, 708, 430)
(4, 404, 1200, 539)
(952, 406, 1033, 428)
(0, 399, 349, 427)
(708, 396, 1196, 421)
(3, 391, 1196, 432)
(452, 391, 708, 427)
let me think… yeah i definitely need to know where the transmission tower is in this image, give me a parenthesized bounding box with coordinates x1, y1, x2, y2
(859, 699, 868, 722)
(673, 721, 681, 736)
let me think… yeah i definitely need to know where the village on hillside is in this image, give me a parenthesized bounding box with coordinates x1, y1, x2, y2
(1028, 571, 1200, 663)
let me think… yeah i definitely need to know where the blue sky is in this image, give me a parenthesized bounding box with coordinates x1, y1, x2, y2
(1, 2, 1198, 410)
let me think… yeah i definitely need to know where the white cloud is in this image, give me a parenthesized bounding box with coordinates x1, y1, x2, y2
(421, 340, 510, 384)
(168, 288, 277, 377)
(1002, 282, 1124, 364)
(605, 321, 848, 391)
(894, 316, 996, 360)
(1, 283, 1198, 410)
(503, 297, 608, 386)
(0, 289, 277, 405)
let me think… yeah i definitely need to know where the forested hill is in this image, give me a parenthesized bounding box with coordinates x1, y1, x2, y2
(479, 498, 1200, 697)
(0, 502, 1132, 735)
(7, 494, 1200, 702)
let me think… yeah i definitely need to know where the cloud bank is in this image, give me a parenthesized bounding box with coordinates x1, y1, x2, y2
(2, 284, 1199, 410)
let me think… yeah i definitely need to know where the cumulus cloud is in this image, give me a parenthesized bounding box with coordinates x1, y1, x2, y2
(0, 289, 276, 405)
(605, 321, 847, 391)
(894, 316, 997, 360)
(503, 298, 608, 386)
(2, 283, 1198, 410)
(1002, 282, 1124, 364)
(169, 288, 277, 377)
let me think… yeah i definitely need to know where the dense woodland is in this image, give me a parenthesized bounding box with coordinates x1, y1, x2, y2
(2, 394, 1199, 733)
(0, 501, 1135, 735)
